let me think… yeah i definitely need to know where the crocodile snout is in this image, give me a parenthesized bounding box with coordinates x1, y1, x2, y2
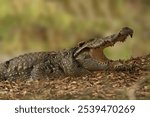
(120, 27, 134, 38)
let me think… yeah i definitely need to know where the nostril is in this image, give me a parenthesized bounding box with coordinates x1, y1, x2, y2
(120, 27, 134, 37)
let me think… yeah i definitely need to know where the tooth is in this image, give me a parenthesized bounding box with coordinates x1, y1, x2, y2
(130, 33, 133, 38)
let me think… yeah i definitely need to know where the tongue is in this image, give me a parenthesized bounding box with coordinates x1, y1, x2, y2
(89, 48, 108, 62)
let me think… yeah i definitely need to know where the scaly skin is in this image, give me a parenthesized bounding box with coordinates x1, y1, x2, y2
(0, 27, 133, 81)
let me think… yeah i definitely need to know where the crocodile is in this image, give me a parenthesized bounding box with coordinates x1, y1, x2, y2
(0, 27, 133, 81)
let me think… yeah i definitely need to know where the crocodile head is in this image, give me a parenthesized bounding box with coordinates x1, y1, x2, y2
(74, 27, 133, 59)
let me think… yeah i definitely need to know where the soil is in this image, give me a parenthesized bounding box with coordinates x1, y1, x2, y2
(0, 54, 150, 100)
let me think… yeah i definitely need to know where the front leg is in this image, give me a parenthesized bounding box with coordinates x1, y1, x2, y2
(31, 62, 64, 79)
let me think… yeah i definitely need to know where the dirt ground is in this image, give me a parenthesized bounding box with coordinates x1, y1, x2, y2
(0, 54, 150, 100)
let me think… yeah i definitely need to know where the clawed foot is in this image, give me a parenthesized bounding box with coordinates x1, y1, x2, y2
(110, 61, 135, 72)
(114, 64, 134, 71)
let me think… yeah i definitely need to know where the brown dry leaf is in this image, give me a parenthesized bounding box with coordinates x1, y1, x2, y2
(0, 54, 150, 99)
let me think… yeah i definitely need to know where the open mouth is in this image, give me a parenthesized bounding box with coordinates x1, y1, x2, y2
(74, 27, 134, 58)
(89, 28, 134, 61)
(89, 39, 128, 62)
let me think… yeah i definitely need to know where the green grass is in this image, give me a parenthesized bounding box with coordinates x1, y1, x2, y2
(0, 0, 150, 58)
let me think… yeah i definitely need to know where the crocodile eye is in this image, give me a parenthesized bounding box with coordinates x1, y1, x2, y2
(64, 52, 69, 56)
(4, 61, 10, 68)
(78, 41, 85, 47)
(5, 61, 10, 65)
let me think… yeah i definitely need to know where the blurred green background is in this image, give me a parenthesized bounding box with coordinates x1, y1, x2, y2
(0, 0, 150, 61)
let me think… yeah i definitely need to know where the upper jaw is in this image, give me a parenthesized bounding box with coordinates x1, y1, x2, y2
(74, 27, 134, 56)
(102, 27, 133, 47)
